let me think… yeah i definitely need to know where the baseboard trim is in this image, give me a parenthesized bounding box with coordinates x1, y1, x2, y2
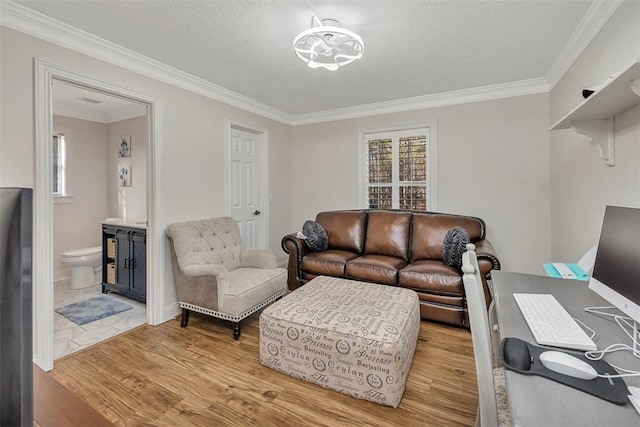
(163, 302, 181, 323)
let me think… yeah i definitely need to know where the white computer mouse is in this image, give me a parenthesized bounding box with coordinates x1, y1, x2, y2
(539, 351, 598, 380)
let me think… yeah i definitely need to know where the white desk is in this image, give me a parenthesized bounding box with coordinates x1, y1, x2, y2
(492, 271, 640, 426)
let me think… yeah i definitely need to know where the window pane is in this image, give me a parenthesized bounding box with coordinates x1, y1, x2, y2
(53, 134, 65, 195)
(399, 185, 427, 210)
(399, 135, 426, 182)
(363, 128, 431, 211)
(53, 135, 60, 194)
(368, 138, 392, 183)
(368, 186, 392, 209)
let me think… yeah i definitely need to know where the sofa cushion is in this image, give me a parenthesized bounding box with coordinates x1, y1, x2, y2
(302, 250, 359, 277)
(316, 210, 367, 253)
(364, 211, 412, 260)
(224, 267, 288, 316)
(411, 214, 485, 261)
(345, 255, 407, 285)
(398, 260, 463, 296)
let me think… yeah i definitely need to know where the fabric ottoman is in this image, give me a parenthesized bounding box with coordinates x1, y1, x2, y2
(259, 276, 420, 408)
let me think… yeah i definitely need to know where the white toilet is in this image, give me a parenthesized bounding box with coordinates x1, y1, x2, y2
(61, 246, 102, 290)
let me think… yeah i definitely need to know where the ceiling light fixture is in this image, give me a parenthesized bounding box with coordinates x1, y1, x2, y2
(293, 16, 364, 71)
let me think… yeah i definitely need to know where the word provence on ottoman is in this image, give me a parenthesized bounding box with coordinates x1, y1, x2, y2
(259, 276, 420, 408)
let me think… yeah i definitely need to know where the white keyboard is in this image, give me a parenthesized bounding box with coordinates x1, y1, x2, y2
(513, 293, 597, 351)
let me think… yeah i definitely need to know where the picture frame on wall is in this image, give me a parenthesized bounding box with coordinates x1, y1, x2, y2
(118, 164, 132, 187)
(118, 136, 131, 158)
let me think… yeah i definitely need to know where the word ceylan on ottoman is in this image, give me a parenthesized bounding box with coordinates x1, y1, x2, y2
(259, 276, 420, 408)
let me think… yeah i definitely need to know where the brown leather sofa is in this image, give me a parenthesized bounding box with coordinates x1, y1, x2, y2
(281, 209, 500, 327)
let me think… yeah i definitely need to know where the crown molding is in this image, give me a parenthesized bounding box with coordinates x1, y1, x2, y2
(545, 0, 624, 89)
(0, 0, 293, 125)
(2, 0, 552, 128)
(290, 78, 550, 126)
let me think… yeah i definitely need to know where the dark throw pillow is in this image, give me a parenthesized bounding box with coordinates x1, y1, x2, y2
(442, 226, 470, 267)
(302, 220, 328, 252)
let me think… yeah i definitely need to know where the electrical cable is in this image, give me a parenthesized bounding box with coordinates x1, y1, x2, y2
(580, 308, 640, 378)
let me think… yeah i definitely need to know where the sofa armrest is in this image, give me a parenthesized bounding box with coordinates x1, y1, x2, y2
(281, 233, 310, 255)
(472, 239, 501, 308)
(183, 263, 228, 278)
(240, 249, 277, 269)
(281, 233, 311, 290)
(182, 263, 230, 308)
(474, 239, 501, 276)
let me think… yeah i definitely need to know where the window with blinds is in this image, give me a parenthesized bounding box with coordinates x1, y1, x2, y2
(53, 134, 66, 196)
(363, 128, 432, 210)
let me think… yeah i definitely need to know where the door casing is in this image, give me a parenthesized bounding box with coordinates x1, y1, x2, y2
(34, 59, 164, 371)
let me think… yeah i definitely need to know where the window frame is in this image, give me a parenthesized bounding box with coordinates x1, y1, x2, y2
(359, 123, 437, 211)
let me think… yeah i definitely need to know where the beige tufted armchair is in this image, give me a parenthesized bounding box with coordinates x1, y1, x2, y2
(166, 217, 287, 340)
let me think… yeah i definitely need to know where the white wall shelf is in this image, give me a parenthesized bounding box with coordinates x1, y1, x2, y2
(551, 60, 640, 167)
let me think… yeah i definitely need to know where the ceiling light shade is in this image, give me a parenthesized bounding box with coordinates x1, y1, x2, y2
(293, 16, 364, 71)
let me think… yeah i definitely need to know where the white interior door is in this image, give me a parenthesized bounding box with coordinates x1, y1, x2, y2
(229, 126, 264, 249)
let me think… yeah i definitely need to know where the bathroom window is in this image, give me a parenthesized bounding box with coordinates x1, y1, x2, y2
(53, 133, 66, 196)
(361, 126, 437, 210)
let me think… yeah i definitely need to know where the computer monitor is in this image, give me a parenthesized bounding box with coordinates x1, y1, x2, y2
(588, 205, 640, 325)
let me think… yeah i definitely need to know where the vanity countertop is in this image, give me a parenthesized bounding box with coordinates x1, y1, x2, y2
(102, 219, 147, 230)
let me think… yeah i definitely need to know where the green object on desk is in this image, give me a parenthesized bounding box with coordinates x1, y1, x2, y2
(543, 263, 589, 281)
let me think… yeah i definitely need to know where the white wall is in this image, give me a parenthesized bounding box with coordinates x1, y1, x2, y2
(550, 1, 640, 262)
(52, 115, 108, 281)
(292, 94, 551, 274)
(0, 28, 293, 317)
(106, 115, 147, 222)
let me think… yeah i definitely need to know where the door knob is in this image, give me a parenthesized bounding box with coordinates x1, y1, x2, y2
(253, 210, 261, 216)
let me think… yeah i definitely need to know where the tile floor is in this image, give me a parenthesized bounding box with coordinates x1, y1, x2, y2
(54, 281, 146, 360)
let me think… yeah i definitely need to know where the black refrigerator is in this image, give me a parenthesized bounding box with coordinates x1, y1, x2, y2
(0, 188, 33, 426)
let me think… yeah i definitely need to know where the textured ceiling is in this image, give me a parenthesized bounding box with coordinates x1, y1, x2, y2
(17, 0, 592, 115)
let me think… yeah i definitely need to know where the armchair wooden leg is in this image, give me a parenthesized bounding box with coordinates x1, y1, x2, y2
(180, 308, 190, 327)
(233, 322, 241, 340)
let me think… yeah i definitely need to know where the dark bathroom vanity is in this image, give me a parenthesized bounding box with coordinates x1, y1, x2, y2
(101, 222, 146, 303)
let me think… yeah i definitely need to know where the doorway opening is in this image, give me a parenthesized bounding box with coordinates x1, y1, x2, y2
(34, 60, 164, 371)
(52, 81, 149, 359)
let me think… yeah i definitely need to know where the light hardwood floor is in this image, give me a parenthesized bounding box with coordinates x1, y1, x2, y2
(49, 312, 478, 426)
